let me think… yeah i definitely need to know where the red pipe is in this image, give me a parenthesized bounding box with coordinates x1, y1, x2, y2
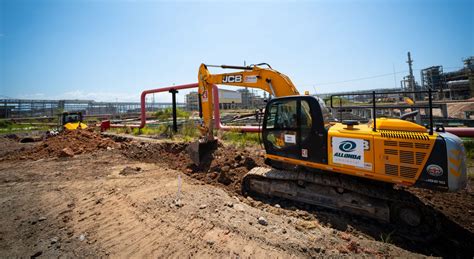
(139, 82, 261, 132)
(139, 83, 198, 128)
(140, 84, 473, 137)
(445, 127, 474, 138)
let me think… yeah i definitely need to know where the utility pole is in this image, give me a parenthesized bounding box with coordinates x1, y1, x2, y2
(392, 63, 397, 88)
(406, 51, 421, 124)
(407, 52, 416, 101)
(152, 93, 155, 112)
(244, 60, 248, 109)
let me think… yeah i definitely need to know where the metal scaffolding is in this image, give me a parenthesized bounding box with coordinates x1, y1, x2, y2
(0, 99, 185, 119)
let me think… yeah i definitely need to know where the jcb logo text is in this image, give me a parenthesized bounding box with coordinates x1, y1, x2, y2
(222, 75, 242, 83)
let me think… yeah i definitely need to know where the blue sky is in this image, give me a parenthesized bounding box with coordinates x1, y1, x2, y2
(1, 0, 473, 102)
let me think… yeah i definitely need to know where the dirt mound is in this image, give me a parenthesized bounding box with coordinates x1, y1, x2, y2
(1, 130, 119, 161)
(408, 181, 474, 233)
(122, 141, 265, 194)
(447, 98, 474, 119)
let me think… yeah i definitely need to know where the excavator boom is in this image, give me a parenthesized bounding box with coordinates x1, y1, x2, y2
(197, 63, 299, 138)
(188, 63, 300, 165)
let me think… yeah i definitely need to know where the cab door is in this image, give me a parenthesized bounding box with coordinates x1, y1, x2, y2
(263, 96, 327, 164)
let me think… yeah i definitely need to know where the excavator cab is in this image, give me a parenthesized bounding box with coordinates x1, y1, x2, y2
(262, 96, 331, 165)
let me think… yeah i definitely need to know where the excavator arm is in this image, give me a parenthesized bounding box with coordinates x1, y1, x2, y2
(197, 63, 300, 139)
(187, 63, 300, 165)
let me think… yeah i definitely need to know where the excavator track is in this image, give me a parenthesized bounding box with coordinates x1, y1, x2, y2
(242, 166, 442, 240)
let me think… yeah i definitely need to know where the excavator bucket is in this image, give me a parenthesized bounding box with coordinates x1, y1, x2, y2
(186, 139, 218, 166)
(63, 122, 88, 130)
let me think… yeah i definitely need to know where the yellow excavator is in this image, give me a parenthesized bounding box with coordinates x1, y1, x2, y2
(60, 111, 88, 130)
(191, 63, 467, 237)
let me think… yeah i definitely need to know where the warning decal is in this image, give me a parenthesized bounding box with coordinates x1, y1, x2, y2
(202, 89, 208, 102)
(244, 75, 258, 83)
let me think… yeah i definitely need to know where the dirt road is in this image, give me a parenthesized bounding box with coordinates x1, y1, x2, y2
(0, 131, 473, 257)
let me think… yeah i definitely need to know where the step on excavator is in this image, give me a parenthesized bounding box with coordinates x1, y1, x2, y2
(188, 63, 468, 238)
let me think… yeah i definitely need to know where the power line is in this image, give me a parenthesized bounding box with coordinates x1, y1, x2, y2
(301, 70, 409, 90)
(303, 64, 466, 90)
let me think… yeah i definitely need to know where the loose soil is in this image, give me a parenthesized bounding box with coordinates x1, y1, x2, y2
(1, 130, 119, 161)
(122, 141, 264, 195)
(1, 130, 473, 257)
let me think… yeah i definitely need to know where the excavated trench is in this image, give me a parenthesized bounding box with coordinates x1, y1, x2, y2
(121, 140, 263, 195)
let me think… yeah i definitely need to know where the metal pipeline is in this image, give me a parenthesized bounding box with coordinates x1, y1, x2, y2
(139, 83, 199, 128)
(139, 83, 261, 132)
(445, 127, 474, 138)
(139, 84, 474, 137)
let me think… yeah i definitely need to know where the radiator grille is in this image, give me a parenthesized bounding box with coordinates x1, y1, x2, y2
(400, 166, 418, 179)
(415, 152, 426, 165)
(415, 143, 430, 149)
(384, 140, 397, 146)
(399, 142, 413, 148)
(384, 149, 398, 155)
(385, 164, 398, 176)
(399, 150, 414, 164)
(381, 137, 431, 180)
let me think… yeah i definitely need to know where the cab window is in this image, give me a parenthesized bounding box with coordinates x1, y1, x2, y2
(300, 101, 312, 142)
(266, 100, 298, 130)
(264, 99, 314, 150)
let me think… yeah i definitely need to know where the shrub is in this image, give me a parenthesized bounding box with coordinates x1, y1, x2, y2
(154, 108, 189, 121)
(220, 130, 261, 147)
(463, 139, 474, 159)
(0, 120, 13, 128)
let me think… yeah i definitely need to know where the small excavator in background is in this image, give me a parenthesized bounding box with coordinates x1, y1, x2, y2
(59, 111, 87, 131)
(188, 63, 468, 237)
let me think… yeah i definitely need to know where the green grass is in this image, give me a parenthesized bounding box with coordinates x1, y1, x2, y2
(134, 121, 199, 139)
(109, 120, 261, 147)
(0, 120, 13, 128)
(177, 120, 199, 141)
(463, 139, 474, 160)
(109, 120, 199, 141)
(379, 230, 395, 244)
(108, 127, 130, 134)
(0, 120, 53, 133)
(132, 125, 170, 136)
(323, 96, 352, 107)
(461, 139, 473, 179)
(220, 131, 261, 148)
(154, 108, 189, 121)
